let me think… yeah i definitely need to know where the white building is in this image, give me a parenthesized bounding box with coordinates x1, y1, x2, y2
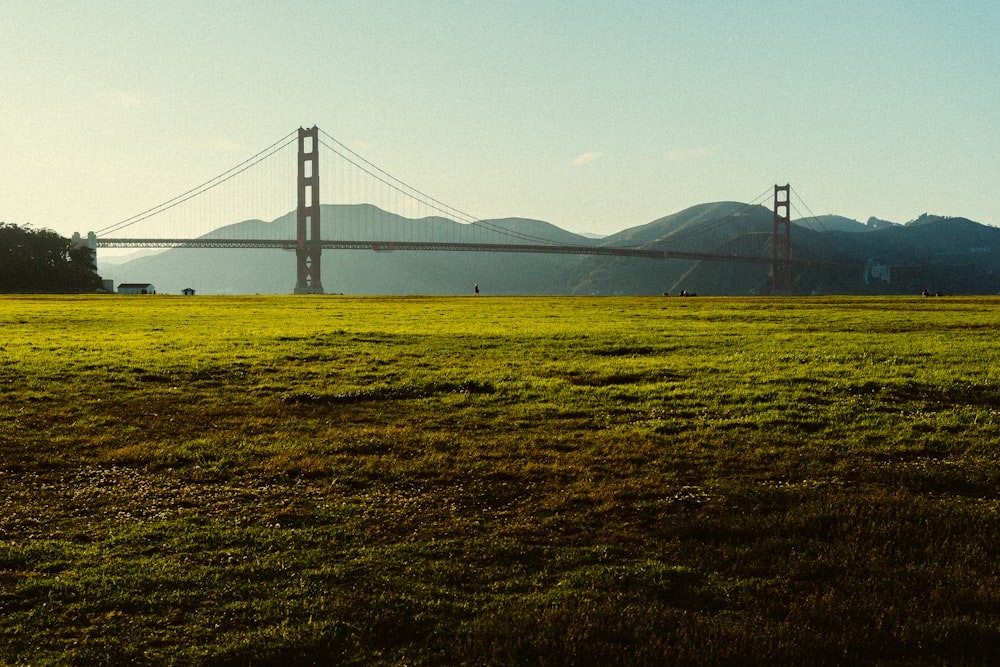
(117, 283, 156, 295)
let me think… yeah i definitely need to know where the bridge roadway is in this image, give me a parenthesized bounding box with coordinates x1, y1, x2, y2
(96, 238, 788, 265)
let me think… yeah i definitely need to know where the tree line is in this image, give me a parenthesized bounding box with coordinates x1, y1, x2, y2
(0, 223, 102, 293)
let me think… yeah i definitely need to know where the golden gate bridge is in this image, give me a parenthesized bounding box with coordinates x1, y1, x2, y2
(84, 126, 813, 295)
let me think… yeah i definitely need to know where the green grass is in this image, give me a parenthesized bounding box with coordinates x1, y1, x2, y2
(1, 295, 998, 665)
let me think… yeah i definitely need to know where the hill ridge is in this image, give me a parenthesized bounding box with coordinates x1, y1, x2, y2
(99, 202, 1000, 296)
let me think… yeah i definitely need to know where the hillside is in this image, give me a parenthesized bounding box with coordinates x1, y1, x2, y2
(100, 205, 594, 295)
(99, 203, 1000, 296)
(568, 202, 775, 295)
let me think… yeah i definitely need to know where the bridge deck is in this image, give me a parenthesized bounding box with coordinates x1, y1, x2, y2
(96, 238, 788, 265)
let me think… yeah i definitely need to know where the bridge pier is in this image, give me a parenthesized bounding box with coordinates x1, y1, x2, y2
(294, 126, 324, 294)
(72, 231, 98, 268)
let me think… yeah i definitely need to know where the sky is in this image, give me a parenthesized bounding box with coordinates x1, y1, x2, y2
(4, 0, 999, 240)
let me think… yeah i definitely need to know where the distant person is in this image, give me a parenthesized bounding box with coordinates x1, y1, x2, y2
(474, 283, 480, 296)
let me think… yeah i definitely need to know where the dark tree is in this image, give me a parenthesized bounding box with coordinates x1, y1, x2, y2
(0, 223, 103, 293)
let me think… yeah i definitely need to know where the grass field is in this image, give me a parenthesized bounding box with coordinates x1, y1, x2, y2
(1, 294, 998, 665)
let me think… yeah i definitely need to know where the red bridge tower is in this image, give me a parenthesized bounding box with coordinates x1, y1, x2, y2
(772, 184, 791, 295)
(294, 126, 324, 294)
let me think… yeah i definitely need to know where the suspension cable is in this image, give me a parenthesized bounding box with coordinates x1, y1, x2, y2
(98, 123, 793, 253)
(317, 129, 578, 246)
(96, 130, 299, 236)
(789, 186, 829, 234)
(318, 129, 474, 223)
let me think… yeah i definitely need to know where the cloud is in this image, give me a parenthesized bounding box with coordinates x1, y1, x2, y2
(665, 147, 709, 161)
(573, 151, 602, 166)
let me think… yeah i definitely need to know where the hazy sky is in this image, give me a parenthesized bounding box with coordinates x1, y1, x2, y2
(4, 1, 999, 239)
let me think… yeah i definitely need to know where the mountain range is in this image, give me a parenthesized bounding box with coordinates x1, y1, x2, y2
(98, 203, 1000, 296)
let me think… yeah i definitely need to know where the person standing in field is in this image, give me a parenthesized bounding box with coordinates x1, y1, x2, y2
(474, 283, 480, 296)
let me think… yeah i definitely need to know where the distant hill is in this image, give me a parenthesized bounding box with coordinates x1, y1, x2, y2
(565, 202, 774, 295)
(99, 203, 1000, 296)
(569, 205, 1000, 296)
(600, 201, 767, 247)
(794, 215, 878, 233)
(100, 205, 596, 296)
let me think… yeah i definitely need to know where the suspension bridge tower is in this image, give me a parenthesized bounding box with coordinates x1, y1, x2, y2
(294, 126, 324, 294)
(772, 184, 791, 295)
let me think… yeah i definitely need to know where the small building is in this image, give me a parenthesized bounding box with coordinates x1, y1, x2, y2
(181, 288, 196, 296)
(117, 283, 156, 295)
